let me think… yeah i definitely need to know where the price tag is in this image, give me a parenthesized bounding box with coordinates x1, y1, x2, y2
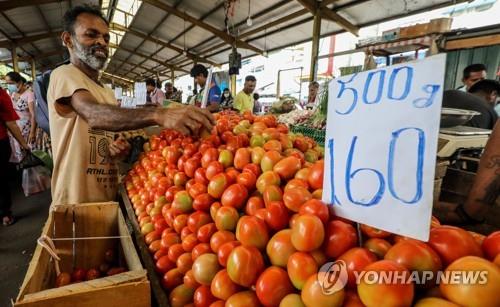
(322, 54, 446, 241)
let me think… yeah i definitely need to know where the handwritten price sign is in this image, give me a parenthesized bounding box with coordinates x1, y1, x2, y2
(322, 54, 446, 241)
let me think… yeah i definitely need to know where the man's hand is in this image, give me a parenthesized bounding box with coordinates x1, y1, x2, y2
(109, 136, 131, 160)
(156, 105, 215, 135)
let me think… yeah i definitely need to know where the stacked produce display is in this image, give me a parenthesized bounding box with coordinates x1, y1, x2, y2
(124, 111, 500, 307)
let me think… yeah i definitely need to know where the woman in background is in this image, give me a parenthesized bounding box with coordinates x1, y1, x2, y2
(5, 72, 36, 162)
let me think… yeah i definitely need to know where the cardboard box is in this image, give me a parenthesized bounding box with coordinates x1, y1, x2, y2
(429, 18, 452, 33)
(15, 202, 150, 307)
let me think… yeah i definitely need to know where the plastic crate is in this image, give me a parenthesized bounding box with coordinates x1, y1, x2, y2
(290, 125, 326, 146)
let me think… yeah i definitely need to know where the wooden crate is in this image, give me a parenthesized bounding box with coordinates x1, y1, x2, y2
(119, 186, 170, 307)
(15, 202, 151, 307)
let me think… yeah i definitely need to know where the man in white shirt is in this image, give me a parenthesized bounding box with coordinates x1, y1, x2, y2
(458, 64, 487, 92)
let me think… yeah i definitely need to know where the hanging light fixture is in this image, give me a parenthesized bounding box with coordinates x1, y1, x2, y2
(246, 0, 252, 27)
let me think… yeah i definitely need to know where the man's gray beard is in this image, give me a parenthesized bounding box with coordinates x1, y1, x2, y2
(72, 38, 107, 71)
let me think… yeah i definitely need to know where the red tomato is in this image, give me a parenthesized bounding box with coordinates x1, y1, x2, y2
(192, 243, 211, 261)
(185, 157, 201, 178)
(338, 247, 378, 289)
(357, 260, 414, 307)
(291, 214, 324, 252)
(225, 291, 260, 307)
(210, 269, 240, 300)
(207, 173, 230, 199)
(226, 245, 265, 287)
(263, 185, 283, 207)
(273, 156, 302, 180)
(236, 215, 270, 250)
(324, 220, 358, 258)
(364, 238, 392, 259)
(287, 252, 318, 290)
(197, 223, 217, 243)
(182, 234, 198, 252)
(169, 284, 195, 307)
(385, 240, 442, 288)
(205, 161, 224, 180)
(161, 232, 181, 250)
(234, 148, 251, 170)
(295, 168, 310, 181)
(360, 224, 392, 239)
(173, 214, 188, 234)
(220, 183, 248, 210)
(440, 256, 500, 307)
(284, 178, 309, 193)
(245, 196, 265, 216)
(166, 186, 181, 202)
(176, 252, 194, 274)
(482, 230, 500, 260)
(167, 243, 185, 263)
(236, 171, 256, 190)
(194, 168, 209, 185)
(209, 230, 236, 253)
(265, 201, 289, 231)
(283, 186, 312, 212)
(260, 150, 282, 172)
(187, 211, 212, 233)
(193, 193, 214, 212)
(201, 148, 218, 168)
(215, 206, 239, 231)
(155, 255, 175, 274)
(256, 266, 294, 306)
(428, 225, 483, 266)
(188, 182, 207, 199)
(301, 273, 345, 307)
(209, 202, 221, 222)
(162, 268, 183, 290)
(299, 199, 329, 224)
(242, 163, 261, 177)
(183, 269, 200, 289)
(307, 160, 324, 190)
(192, 253, 220, 286)
(145, 229, 162, 245)
(217, 240, 241, 267)
(193, 285, 217, 307)
(263, 139, 283, 152)
(266, 229, 297, 268)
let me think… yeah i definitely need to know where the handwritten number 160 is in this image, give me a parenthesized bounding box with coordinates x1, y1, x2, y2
(328, 127, 425, 207)
(335, 67, 440, 115)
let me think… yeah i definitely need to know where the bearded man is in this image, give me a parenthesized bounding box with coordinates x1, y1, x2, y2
(47, 5, 214, 206)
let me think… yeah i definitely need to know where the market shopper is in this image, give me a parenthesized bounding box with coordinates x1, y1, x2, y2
(304, 81, 319, 110)
(233, 75, 256, 113)
(468, 79, 500, 107)
(47, 5, 214, 206)
(0, 87, 29, 226)
(145, 78, 165, 106)
(435, 119, 500, 226)
(190, 64, 221, 112)
(459, 63, 487, 91)
(220, 88, 233, 109)
(442, 90, 498, 130)
(164, 82, 181, 102)
(5, 72, 37, 162)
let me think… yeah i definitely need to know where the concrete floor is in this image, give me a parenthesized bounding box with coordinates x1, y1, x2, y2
(0, 169, 51, 307)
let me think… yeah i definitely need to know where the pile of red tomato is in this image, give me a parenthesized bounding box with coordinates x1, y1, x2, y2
(125, 111, 500, 307)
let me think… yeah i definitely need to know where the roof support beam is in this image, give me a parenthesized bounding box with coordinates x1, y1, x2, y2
(296, 0, 359, 35)
(109, 22, 215, 66)
(141, 0, 263, 54)
(110, 43, 189, 74)
(0, 32, 60, 48)
(114, 0, 184, 75)
(0, 0, 62, 12)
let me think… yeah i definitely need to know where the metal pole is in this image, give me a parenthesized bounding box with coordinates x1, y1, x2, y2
(31, 58, 36, 81)
(11, 46, 19, 72)
(309, 8, 321, 82)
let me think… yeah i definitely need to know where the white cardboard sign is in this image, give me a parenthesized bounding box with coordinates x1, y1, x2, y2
(322, 54, 446, 241)
(134, 82, 147, 106)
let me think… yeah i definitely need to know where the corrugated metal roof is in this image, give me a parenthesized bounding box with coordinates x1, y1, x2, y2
(0, 0, 468, 82)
